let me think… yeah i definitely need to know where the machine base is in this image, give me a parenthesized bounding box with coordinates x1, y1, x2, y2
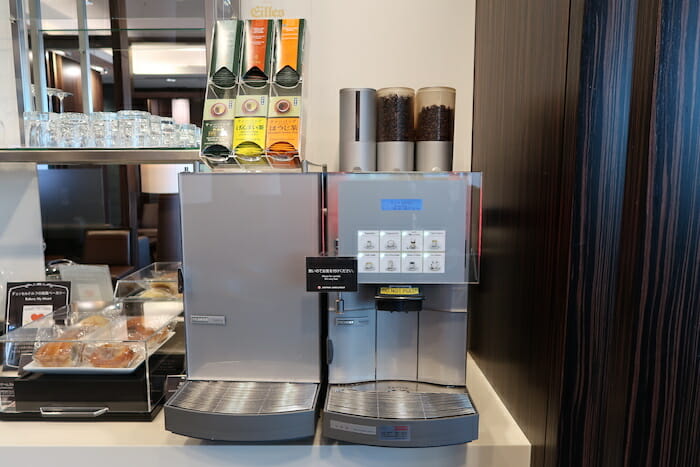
(165, 380, 319, 441)
(323, 382, 479, 447)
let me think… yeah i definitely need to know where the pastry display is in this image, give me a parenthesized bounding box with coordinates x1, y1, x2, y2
(77, 315, 111, 328)
(84, 343, 137, 368)
(126, 316, 169, 345)
(33, 341, 77, 367)
(137, 285, 177, 299)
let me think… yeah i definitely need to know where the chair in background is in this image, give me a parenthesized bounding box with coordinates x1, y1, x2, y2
(138, 202, 158, 262)
(82, 230, 150, 281)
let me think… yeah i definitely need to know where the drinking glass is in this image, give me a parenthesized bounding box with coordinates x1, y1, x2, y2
(117, 110, 151, 147)
(177, 123, 198, 147)
(149, 115, 164, 147)
(46, 88, 59, 113)
(23, 111, 50, 147)
(58, 113, 89, 148)
(47, 113, 61, 147)
(90, 112, 118, 147)
(160, 117, 177, 147)
(56, 90, 73, 113)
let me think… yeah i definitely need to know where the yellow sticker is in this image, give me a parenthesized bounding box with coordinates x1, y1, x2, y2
(379, 287, 420, 296)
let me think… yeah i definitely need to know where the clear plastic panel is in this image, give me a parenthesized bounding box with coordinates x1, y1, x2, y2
(114, 261, 182, 301)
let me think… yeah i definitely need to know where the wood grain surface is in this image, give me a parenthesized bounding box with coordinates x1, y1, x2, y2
(472, 0, 699, 466)
(612, 1, 700, 465)
(471, 1, 577, 466)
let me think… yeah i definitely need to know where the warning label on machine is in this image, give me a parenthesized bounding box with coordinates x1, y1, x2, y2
(330, 420, 376, 436)
(378, 425, 411, 441)
(306, 257, 358, 292)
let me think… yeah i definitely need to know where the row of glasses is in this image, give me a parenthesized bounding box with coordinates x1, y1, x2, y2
(23, 110, 201, 148)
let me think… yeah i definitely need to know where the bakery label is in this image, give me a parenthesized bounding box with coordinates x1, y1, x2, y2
(5, 282, 70, 332)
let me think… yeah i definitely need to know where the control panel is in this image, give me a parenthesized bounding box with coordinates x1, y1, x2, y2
(334, 177, 468, 284)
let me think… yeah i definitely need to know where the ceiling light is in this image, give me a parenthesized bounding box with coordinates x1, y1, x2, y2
(166, 78, 177, 83)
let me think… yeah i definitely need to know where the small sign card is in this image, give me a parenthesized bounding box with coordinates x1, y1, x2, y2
(306, 257, 358, 292)
(4, 281, 71, 332)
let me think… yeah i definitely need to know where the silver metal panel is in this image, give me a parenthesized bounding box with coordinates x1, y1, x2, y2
(377, 141, 415, 171)
(323, 408, 479, 447)
(339, 88, 377, 172)
(328, 309, 375, 384)
(10, 0, 32, 126)
(376, 311, 417, 381)
(76, 0, 93, 114)
(326, 381, 474, 419)
(333, 288, 375, 311)
(28, 0, 47, 111)
(416, 141, 453, 172)
(180, 173, 320, 382)
(422, 284, 469, 312)
(168, 381, 318, 414)
(418, 310, 467, 386)
(330, 173, 468, 284)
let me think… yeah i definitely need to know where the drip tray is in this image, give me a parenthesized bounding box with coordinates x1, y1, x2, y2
(323, 381, 479, 447)
(327, 381, 475, 419)
(169, 380, 318, 414)
(165, 380, 319, 441)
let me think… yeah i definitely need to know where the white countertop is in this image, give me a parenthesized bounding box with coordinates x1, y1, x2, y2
(0, 355, 530, 466)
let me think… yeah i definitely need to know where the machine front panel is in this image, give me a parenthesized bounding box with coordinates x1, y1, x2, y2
(179, 173, 321, 382)
(330, 174, 469, 284)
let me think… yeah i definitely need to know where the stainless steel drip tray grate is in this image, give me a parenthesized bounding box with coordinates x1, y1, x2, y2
(169, 381, 318, 415)
(326, 381, 475, 420)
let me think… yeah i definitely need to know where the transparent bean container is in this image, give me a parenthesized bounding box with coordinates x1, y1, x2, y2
(415, 86, 456, 171)
(376, 87, 415, 171)
(114, 262, 182, 302)
(0, 300, 183, 419)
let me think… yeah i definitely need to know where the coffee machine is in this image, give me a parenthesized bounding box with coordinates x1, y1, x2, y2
(322, 172, 481, 447)
(164, 171, 480, 445)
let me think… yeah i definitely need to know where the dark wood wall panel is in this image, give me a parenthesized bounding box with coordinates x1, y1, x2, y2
(556, 0, 639, 465)
(472, 0, 700, 466)
(612, 1, 700, 465)
(470, 1, 576, 466)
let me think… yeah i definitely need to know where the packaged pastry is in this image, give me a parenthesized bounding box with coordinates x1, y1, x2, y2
(84, 343, 138, 368)
(77, 314, 111, 328)
(137, 281, 179, 298)
(137, 287, 175, 299)
(33, 341, 78, 367)
(126, 316, 170, 346)
(33, 324, 97, 367)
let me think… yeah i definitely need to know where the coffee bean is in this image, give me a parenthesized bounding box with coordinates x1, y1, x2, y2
(416, 105, 454, 141)
(377, 94, 414, 142)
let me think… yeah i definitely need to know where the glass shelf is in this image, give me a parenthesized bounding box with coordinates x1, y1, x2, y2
(40, 28, 206, 33)
(0, 148, 200, 164)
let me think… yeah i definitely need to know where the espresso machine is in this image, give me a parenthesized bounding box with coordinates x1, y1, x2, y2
(322, 172, 481, 447)
(165, 173, 322, 441)
(164, 171, 480, 445)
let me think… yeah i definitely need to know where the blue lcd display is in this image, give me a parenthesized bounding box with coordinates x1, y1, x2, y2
(381, 199, 423, 211)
